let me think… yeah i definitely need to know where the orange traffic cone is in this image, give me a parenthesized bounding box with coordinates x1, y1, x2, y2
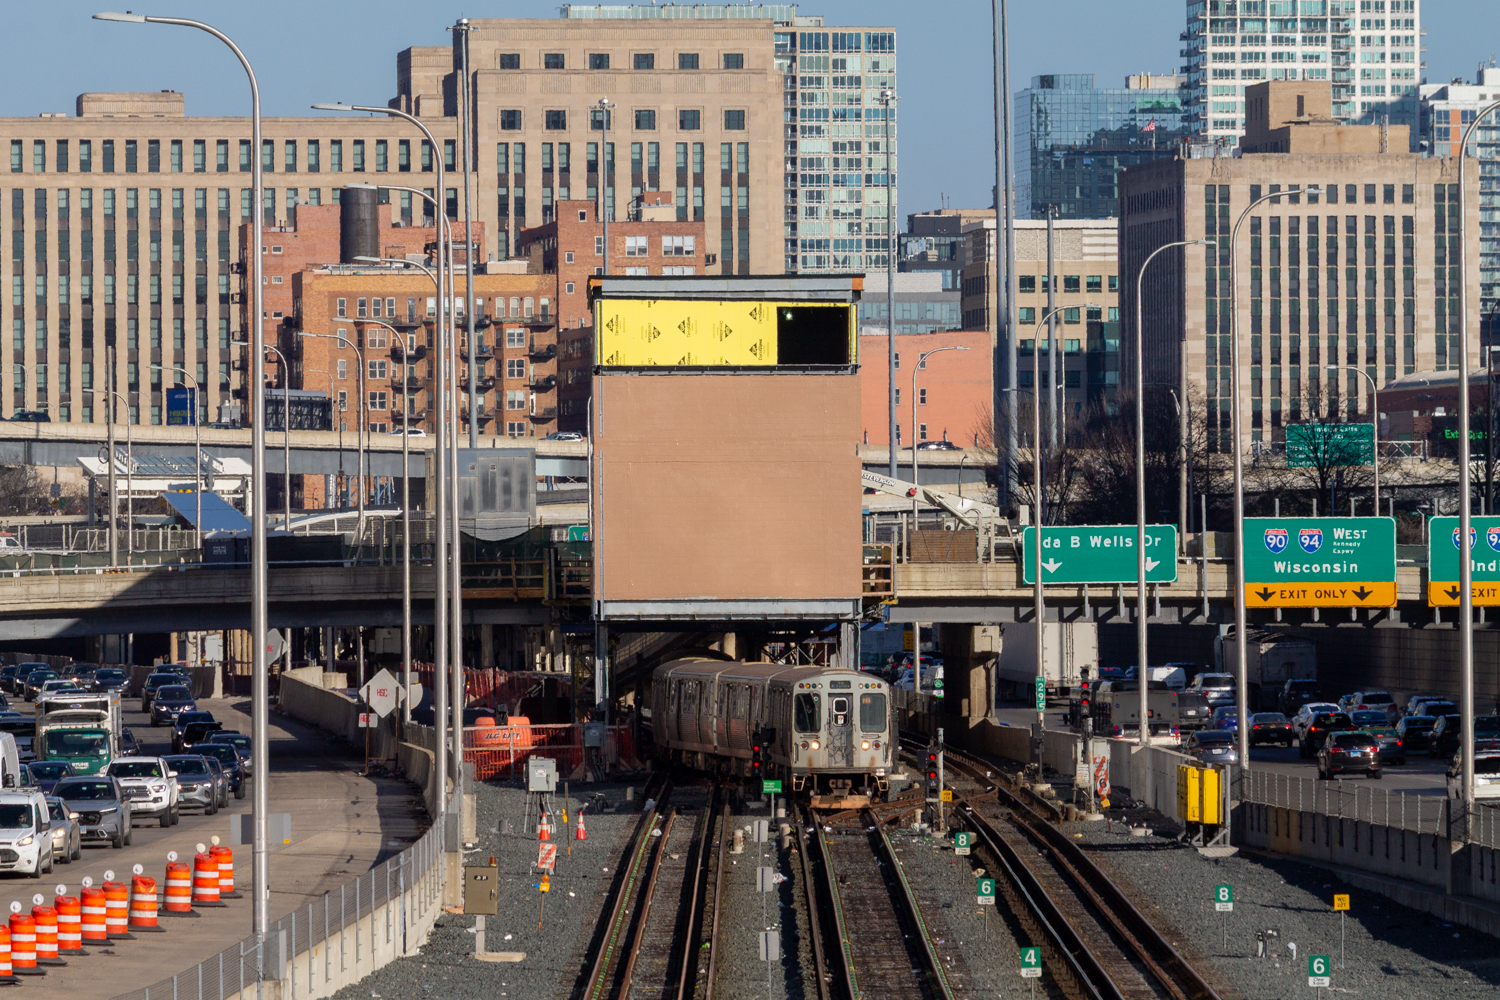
(538, 811, 551, 842)
(574, 811, 588, 841)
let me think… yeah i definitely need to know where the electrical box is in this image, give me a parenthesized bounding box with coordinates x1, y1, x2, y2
(463, 864, 499, 915)
(1176, 764, 1223, 824)
(583, 722, 605, 748)
(527, 757, 558, 793)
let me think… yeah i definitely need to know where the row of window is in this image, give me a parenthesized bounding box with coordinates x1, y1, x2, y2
(502, 108, 745, 133)
(8, 138, 463, 176)
(332, 295, 551, 322)
(1016, 275, 1119, 294)
(497, 51, 745, 72)
(623, 235, 697, 257)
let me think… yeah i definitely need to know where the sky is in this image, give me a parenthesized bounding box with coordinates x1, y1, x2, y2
(0, 1, 1496, 216)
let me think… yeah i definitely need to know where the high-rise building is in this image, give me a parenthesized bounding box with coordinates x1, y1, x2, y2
(1419, 65, 1500, 345)
(856, 272, 960, 338)
(899, 208, 994, 291)
(1014, 74, 1189, 220)
(1184, 0, 1421, 149)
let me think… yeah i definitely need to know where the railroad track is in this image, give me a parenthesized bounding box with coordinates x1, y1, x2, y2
(931, 741, 1223, 1000)
(806, 803, 956, 1000)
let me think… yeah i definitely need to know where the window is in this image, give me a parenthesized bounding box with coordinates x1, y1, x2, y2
(794, 693, 821, 733)
(918, 388, 927, 405)
(506, 328, 527, 348)
(353, 140, 365, 172)
(1018, 275, 1036, 293)
(679, 109, 701, 130)
(337, 359, 347, 380)
(499, 53, 520, 70)
(367, 391, 387, 411)
(1063, 275, 1081, 293)
(635, 109, 657, 130)
(589, 53, 610, 70)
(722, 53, 744, 69)
(678, 53, 699, 70)
(545, 110, 567, 131)
(365, 325, 388, 348)
(1063, 307, 1081, 324)
(544, 53, 565, 69)
(337, 391, 348, 412)
(1108, 276, 1119, 293)
(724, 110, 746, 130)
(565, 281, 575, 294)
(336, 298, 347, 318)
(375, 140, 387, 172)
(368, 359, 388, 380)
(858, 694, 887, 732)
(507, 421, 526, 438)
(662, 234, 696, 256)
(500, 110, 522, 131)
(357, 297, 368, 318)
(506, 358, 526, 379)
(595, 235, 605, 256)
(1086, 275, 1103, 293)
(634, 53, 654, 70)
(506, 389, 527, 410)
(565, 251, 575, 264)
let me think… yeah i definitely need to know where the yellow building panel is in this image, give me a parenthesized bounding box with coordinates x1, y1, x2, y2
(594, 299, 855, 367)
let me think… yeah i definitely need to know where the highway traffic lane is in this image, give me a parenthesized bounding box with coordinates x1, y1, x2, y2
(5, 696, 427, 999)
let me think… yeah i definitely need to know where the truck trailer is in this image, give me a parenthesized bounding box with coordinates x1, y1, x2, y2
(997, 621, 1099, 702)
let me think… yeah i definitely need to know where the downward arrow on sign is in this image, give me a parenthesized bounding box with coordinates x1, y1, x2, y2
(1146, 557, 1160, 572)
(1255, 588, 1276, 602)
(1042, 558, 1063, 573)
(1351, 586, 1373, 601)
(1446, 586, 1462, 600)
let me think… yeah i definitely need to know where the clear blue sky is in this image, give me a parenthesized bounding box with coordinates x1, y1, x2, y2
(2, 2, 1495, 216)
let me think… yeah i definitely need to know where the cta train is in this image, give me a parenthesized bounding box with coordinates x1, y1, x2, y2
(651, 658, 894, 806)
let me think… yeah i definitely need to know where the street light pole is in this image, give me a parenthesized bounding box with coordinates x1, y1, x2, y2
(150, 364, 204, 548)
(1229, 187, 1320, 767)
(1031, 307, 1065, 737)
(1325, 364, 1381, 513)
(597, 98, 613, 279)
(453, 19, 478, 449)
(233, 341, 297, 532)
(296, 334, 365, 538)
(910, 345, 969, 522)
(880, 88, 899, 479)
(1134, 239, 1212, 746)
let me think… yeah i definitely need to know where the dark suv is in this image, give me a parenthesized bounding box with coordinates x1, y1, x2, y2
(1299, 712, 1353, 758)
(1318, 731, 1382, 780)
(1279, 679, 1322, 716)
(150, 686, 197, 727)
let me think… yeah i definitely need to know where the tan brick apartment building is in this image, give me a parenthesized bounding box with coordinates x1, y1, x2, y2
(1119, 82, 1480, 455)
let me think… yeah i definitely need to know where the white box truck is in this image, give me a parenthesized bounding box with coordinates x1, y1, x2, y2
(998, 621, 1099, 702)
(1214, 628, 1317, 711)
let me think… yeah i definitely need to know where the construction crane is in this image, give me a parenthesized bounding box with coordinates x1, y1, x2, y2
(861, 469, 1002, 528)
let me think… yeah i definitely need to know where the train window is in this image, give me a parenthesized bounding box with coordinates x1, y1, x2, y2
(794, 693, 821, 733)
(859, 694, 887, 732)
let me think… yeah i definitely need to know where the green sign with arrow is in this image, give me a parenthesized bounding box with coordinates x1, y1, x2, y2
(1020, 525, 1178, 585)
(1241, 517, 1396, 608)
(1427, 516, 1500, 606)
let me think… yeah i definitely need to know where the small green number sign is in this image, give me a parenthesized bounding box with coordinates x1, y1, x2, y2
(1020, 946, 1042, 979)
(977, 877, 996, 905)
(761, 779, 783, 794)
(1308, 955, 1330, 988)
(1214, 884, 1233, 911)
(1034, 675, 1047, 712)
(954, 831, 972, 856)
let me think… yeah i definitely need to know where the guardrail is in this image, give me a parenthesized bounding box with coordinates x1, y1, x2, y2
(1239, 767, 1451, 837)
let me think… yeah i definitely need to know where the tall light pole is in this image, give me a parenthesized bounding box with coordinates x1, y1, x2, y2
(910, 344, 969, 522)
(1229, 187, 1320, 767)
(1031, 306, 1066, 738)
(1325, 364, 1381, 513)
(992, 0, 1018, 507)
(453, 18, 478, 448)
(1134, 239, 1212, 746)
(1458, 101, 1500, 810)
(84, 386, 133, 568)
(95, 10, 270, 952)
(596, 98, 613, 276)
(296, 334, 365, 537)
(879, 88, 899, 479)
(149, 364, 203, 548)
(233, 340, 296, 531)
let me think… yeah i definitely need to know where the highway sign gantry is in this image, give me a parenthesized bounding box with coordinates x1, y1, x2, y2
(1242, 517, 1396, 608)
(1021, 525, 1179, 585)
(1427, 516, 1500, 606)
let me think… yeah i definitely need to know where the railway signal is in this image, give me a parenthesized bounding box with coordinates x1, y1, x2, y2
(751, 729, 764, 776)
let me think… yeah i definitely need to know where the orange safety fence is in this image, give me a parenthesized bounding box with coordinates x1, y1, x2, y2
(461, 723, 637, 782)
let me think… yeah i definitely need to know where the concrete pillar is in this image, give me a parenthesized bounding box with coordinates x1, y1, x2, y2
(169, 632, 179, 663)
(721, 632, 737, 660)
(480, 624, 494, 670)
(936, 623, 998, 729)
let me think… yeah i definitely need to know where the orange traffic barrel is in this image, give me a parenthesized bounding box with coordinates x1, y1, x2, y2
(53, 895, 86, 955)
(128, 876, 164, 932)
(0, 923, 16, 984)
(80, 886, 109, 943)
(163, 862, 198, 917)
(191, 853, 225, 907)
(29, 907, 65, 967)
(7, 913, 41, 976)
(210, 845, 242, 899)
(103, 881, 134, 939)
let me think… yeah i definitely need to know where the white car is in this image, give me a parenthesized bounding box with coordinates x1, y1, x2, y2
(1292, 702, 1342, 741)
(1188, 672, 1236, 707)
(1451, 752, 1500, 799)
(0, 790, 54, 876)
(103, 757, 180, 828)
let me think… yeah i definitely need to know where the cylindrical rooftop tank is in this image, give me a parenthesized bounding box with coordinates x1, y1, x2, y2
(339, 186, 380, 264)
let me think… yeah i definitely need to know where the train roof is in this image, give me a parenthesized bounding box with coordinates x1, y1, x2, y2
(655, 658, 880, 685)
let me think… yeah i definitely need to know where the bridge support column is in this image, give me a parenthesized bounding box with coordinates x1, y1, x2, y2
(480, 625, 494, 669)
(593, 622, 609, 718)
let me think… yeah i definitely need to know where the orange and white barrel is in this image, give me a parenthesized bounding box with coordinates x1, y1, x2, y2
(29, 907, 65, 966)
(163, 862, 197, 916)
(128, 876, 164, 932)
(53, 895, 86, 955)
(0, 923, 15, 983)
(103, 881, 134, 939)
(210, 845, 241, 899)
(191, 853, 224, 907)
(79, 886, 108, 943)
(7, 913, 41, 976)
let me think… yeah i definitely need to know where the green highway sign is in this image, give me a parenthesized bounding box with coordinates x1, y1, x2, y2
(1021, 525, 1178, 585)
(1286, 423, 1374, 468)
(1242, 517, 1396, 608)
(762, 779, 783, 794)
(1308, 955, 1331, 987)
(977, 877, 996, 905)
(1427, 516, 1500, 606)
(1020, 946, 1042, 978)
(954, 831, 972, 856)
(1034, 676, 1046, 712)
(1213, 884, 1233, 911)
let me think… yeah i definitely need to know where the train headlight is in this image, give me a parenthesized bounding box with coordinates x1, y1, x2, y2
(860, 740, 870, 750)
(810, 740, 821, 750)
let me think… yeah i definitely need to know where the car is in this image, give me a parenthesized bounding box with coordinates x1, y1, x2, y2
(1278, 678, 1323, 716)
(38, 679, 84, 699)
(191, 743, 246, 800)
(1428, 714, 1463, 758)
(0, 791, 54, 875)
(542, 431, 584, 441)
(1364, 726, 1406, 765)
(43, 796, 80, 864)
(1338, 691, 1395, 714)
(0, 668, 15, 692)
(1451, 751, 1500, 798)
(0, 716, 34, 763)
(171, 713, 219, 754)
(6, 664, 47, 696)
(24, 761, 73, 794)
(1408, 698, 1456, 722)
(120, 727, 140, 757)
(1248, 712, 1294, 746)
(1211, 706, 1239, 731)
(389, 427, 428, 437)
(1299, 712, 1354, 758)
(1318, 731, 1382, 780)
(1395, 715, 1438, 752)
(1348, 710, 1389, 730)
(1292, 702, 1341, 742)
(103, 757, 179, 828)
(1405, 695, 1452, 718)
(7, 410, 49, 423)
(50, 776, 131, 848)
(150, 686, 197, 727)
(1189, 672, 1236, 708)
(90, 668, 128, 694)
(62, 664, 98, 687)
(139, 672, 183, 711)
(1177, 692, 1213, 731)
(22, 670, 58, 701)
(1184, 730, 1240, 766)
(201, 756, 229, 808)
(207, 733, 252, 775)
(161, 755, 220, 814)
(915, 439, 961, 451)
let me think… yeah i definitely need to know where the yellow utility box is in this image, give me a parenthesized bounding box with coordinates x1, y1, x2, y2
(1176, 764, 1223, 824)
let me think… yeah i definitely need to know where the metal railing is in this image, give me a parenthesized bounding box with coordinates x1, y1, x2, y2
(1239, 768, 1450, 836)
(110, 800, 448, 1000)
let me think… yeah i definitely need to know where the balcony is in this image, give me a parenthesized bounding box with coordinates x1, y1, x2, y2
(527, 407, 557, 423)
(528, 342, 557, 361)
(391, 407, 427, 424)
(390, 343, 427, 362)
(390, 375, 425, 392)
(458, 345, 493, 362)
(528, 375, 557, 392)
(466, 376, 498, 393)
(459, 408, 496, 426)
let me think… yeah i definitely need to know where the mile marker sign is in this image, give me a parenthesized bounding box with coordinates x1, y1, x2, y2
(977, 877, 996, 906)
(1213, 884, 1233, 912)
(1308, 954, 1331, 988)
(954, 831, 972, 856)
(1020, 946, 1042, 979)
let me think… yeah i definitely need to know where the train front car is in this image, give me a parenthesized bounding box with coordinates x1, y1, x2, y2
(651, 658, 893, 808)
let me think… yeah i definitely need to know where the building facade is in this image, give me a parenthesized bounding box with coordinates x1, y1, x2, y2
(859, 328, 990, 447)
(1014, 74, 1189, 220)
(1184, 0, 1421, 149)
(899, 208, 993, 290)
(857, 271, 960, 338)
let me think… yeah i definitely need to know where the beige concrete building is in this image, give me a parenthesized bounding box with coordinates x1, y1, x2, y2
(1119, 81, 1479, 455)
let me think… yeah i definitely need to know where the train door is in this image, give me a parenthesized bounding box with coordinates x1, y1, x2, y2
(678, 681, 696, 748)
(826, 685, 854, 767)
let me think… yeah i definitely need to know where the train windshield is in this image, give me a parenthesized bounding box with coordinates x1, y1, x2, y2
(794, 693, 821, 733)
(859, 694, 887, 732)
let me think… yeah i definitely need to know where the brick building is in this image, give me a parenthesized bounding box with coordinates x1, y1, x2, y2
(859, 328, 991, 448)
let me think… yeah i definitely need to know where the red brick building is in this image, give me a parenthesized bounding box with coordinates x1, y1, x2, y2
(860, 329, 991, 448)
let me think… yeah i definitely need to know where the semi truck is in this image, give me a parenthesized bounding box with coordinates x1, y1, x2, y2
(35, 691, 122, 775)
(997, 621, 1099, 702)
(1214, 628, 1317, 711)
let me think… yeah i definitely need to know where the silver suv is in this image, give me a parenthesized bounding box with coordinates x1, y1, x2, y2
(104, 757, 180, 828)
(52, 776, 131, 848)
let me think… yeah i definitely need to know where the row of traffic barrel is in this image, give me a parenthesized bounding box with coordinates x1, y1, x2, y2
(0, 841, 239, 982)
